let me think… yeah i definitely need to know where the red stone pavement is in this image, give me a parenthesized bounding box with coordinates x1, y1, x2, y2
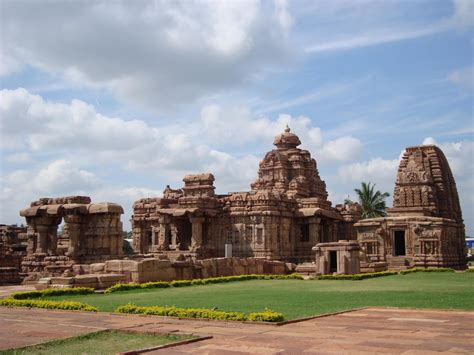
(0, 306, 473, 354)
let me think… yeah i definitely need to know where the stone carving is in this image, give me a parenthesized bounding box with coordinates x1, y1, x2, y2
(132, 127, 360, 263)
(18, 196, 124, 281)
(0, 225, 28, 284)
(355, 144, 467, 270)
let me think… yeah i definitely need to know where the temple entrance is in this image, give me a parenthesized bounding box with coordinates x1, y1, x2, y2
(329, 250, 337, 273)
(177, 219, 192, 250)
(394, 230, 406, 256)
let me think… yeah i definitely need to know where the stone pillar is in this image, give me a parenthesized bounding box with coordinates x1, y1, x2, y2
(26, 226, 36, 255)
(190, 217, 205, 252)
(27, 216, 61, 255)
(309, 217, 321, 245)
(64, 215, 84, 260)
(157, 216, 170, 251)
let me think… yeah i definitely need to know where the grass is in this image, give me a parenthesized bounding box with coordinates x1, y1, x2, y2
(43, 273, 474, 320)
(0, 330, 195, 355)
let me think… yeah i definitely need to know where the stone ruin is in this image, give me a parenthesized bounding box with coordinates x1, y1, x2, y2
(0, 224, 28, 284)
(19, 196, 124, 282)
(132, 126, 362, 264)
(0, 130, 467, 286)
(355, 145, 467, 271)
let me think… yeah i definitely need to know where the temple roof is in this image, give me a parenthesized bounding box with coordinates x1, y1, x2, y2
(273, 125, 301, 149)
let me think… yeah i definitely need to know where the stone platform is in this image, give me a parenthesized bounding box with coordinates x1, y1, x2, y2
(0, 307, 472, 353)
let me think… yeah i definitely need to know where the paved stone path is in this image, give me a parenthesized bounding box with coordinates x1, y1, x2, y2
(0, 284, 35, 299)
(0, 307, 472, 354)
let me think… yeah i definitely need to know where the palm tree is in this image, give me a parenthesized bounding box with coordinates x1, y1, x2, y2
(354, 182, 390, 219)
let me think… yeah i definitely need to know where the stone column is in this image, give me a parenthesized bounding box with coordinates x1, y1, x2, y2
(64, 215, 84, 260)
(157, 216, 170, 250)
(36, 225, 49, 254)
(309, 217, 321, 245)
(190, 217, 205, 252)
(28, 216, 61, 255)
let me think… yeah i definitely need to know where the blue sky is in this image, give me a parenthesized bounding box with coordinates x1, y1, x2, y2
(0, 0, 473, 233)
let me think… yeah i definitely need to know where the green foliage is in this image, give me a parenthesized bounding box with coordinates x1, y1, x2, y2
(0, 330, 194, 355)
(247, 308, 285, 322)
(355, 182, 390, 219)
(104, 273, 304, 293)
(0, 298, 98, 312)
(42, 273, 474, 318)
(465, 268, 474, 273)
(115, 303, 284, 322)
(11, 287, 95, 300)
(318, 271, 398, 280)
(399, 267, 455, 275)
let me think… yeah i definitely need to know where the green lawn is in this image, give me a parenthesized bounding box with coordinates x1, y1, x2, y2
(1, 330, 194, 355)
(45, 273, 474, 320)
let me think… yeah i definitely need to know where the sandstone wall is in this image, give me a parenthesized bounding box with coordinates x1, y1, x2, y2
(40, 257, 292, 288)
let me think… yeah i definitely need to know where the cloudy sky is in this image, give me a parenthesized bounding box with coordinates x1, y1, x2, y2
(1, 0, 473, 234)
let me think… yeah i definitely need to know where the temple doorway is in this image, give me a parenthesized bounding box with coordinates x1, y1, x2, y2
(329, 250, 337, 273)
(177, 219, 192, 250)
(394, 230, 406, 256)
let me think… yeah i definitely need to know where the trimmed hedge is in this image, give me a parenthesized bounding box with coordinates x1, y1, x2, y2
(11, 287, 95, 300)
(115, 303, 284, 322)
(318, 271, 398, 280)
(104, 273, 304, 294)
(0, 298, 98, 312)
(399, 267, 455, 275)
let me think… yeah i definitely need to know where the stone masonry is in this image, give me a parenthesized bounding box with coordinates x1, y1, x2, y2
(132, 127, 362, 263)
(19, 196, 124, 282)
(355, 145, 467, 270)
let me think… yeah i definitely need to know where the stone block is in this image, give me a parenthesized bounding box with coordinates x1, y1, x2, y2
(50, 277, 75, 285)
(255, 258, 265, 274)
(215, 258, 233, 276)
(97, 273, 126, 288)
(200, 259, 217, 278)
(90, 263, 105, 274)
(72, 264, 90, 275)
(74, 275, 98, 284)
(246, 258, 257, 274)
(232, 258, 247, 275)
(105, 260, 139, 272)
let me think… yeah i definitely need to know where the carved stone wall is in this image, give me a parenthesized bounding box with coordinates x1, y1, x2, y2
(355, 145, 467, 270)
(19, 196, 124, 281)
(0, 225, 28, 284)
(132, 128, 359, 264)
(313, 240, 361, 275)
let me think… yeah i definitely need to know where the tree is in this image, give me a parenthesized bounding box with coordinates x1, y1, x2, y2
(354, 182, 390, 219)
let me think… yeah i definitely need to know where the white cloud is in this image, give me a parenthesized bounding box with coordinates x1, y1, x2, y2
(302, 0, 472, 54)
(319, 136, 363, 162)
(447, 67, 474, 89)
(1, 160, 101, 226)
(337, 157, 399, 196)
(305, 25, 448, 54)
(6, 152, 31, 164)
(452, 0, 474, 28)
(1, 1, 294, 109)
(0, 89, 369, 229)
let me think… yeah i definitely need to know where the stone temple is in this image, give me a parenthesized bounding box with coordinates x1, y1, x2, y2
(0, 128, 467, 286)
(355, 145, 467, 271)
(131, 126, 361, 264)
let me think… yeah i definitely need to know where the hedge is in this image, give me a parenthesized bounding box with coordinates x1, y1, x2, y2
(11, 287, 95, 300)
(0, 298, 98, 312)
(115, 303, 284, 322)
(104, 273, 304, 294)
(399, 267, 455, 275)
(317, 271, 398, 280)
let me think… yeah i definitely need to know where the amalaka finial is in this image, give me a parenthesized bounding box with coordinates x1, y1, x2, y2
(285, 124, 290, 133)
